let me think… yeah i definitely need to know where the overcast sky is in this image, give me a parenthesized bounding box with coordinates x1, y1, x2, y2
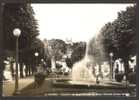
(31, 4, 133, 42)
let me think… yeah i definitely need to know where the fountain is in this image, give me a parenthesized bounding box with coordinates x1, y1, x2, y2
(70, 41, 96, 84)
(53, 40, 112, 86)
(51, 38, 135, 96)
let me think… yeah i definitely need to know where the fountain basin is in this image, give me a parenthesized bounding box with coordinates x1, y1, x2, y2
(53, 79, 135, 89)
(51, 79, 136, 96)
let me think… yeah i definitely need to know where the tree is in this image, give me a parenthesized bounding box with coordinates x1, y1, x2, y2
(3, 4, 39, 77)
(113, 6, 136, 58)
(99, 22, 116, 59)
(70, 41, 86, 67)
(113, 5, 136, 79)
(21, 38, 44, 75)
(88, 35, 106, 65)
(88, 34, 107, 78)
(48, 39, 67, 60)
(44, 39, 67, 71)
(100, 5, 136, 79)
(3, 4, 39, 51)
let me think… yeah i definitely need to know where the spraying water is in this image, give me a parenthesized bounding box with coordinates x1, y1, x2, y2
(71, 34, 111, 83)
(71, 40, 96, 82)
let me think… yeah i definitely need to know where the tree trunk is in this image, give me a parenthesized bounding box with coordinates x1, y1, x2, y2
(28, 64, 31, 76)
(32, 64, 34, 75)
(123, 57, 129, 81)
(30, 64, 33, 75)
(20, 63, 23, 78)
(31, 64, 35, 75)
(25, 65, 29, 77)
(10, 62, 14, 79)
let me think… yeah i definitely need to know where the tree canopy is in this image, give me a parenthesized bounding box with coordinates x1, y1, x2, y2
(3, 4, 44, 74)
(3, 4, 39, 51)
(89, 5, 136, 77)
(70, 41, 86, 66)
(100, 5, 136, 60)
(88, 34, 106, 65)
(44, 39, 67, 61)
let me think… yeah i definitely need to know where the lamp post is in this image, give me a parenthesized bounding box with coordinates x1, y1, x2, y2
(41, 58, 44, 62)
(13, 28, 21, 95)
(109, 52, 114, 80)
(34, 52, 39, 67)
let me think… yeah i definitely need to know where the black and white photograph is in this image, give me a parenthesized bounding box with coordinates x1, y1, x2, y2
(2, 3, 136, 97)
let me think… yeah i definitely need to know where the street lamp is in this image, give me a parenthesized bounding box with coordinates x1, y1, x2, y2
(41, 58, 44, 62)
(13, 28, 21, 95)
(34, 52, 39, 67)
(35, 52, 39, 57)
(109, 52, 114, 80)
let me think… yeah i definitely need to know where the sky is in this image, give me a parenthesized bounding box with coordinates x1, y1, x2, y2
(31, 4, 133, 42)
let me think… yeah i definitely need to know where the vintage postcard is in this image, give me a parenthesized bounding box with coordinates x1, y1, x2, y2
(2, 3, 136, 97)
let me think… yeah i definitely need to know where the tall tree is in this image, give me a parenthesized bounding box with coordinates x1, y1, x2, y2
(70, 41, 86, 67)
(88, 35, 106, 65)
(3, 4, 39, 51)
(100, 5, 136, 79)
(21, 38, 44, 75)
(3, 4, 39, 77)
(44, 39, 67, 71)
(113, 5, 136, 79)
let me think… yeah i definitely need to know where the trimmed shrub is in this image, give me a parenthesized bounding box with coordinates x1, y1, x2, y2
(115, 73, 124, 82)
(34, 72, 46, 87)
(128, 72, 136, 84)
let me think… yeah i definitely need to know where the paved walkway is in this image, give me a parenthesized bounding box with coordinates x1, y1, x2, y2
(2, 76, 34, 96)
